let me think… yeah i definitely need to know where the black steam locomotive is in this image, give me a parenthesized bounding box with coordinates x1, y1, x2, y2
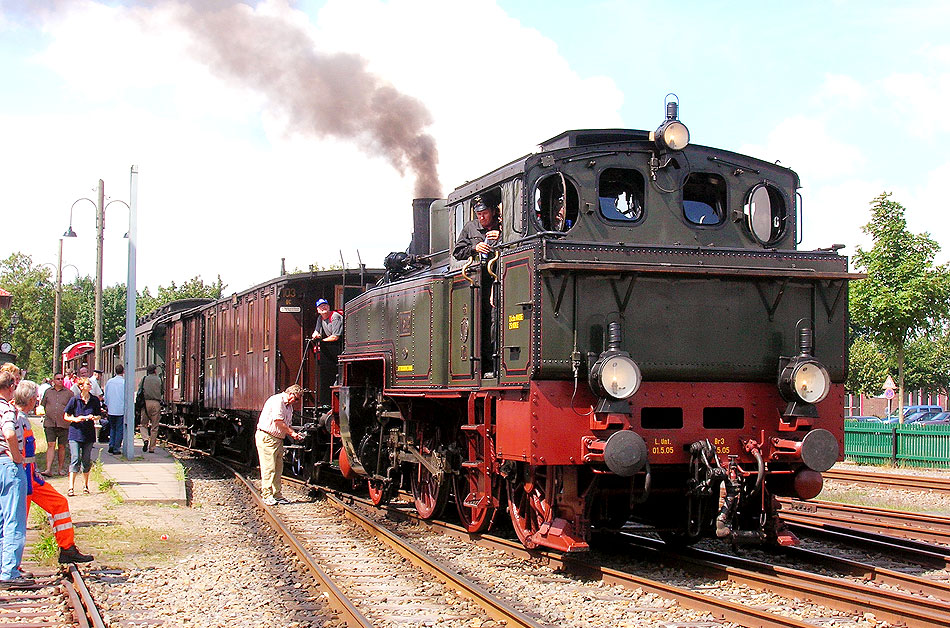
(105, 100, 854, 552)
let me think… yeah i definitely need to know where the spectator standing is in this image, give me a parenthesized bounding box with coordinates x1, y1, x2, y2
(139, 365, 163, 453)
(103, 365, 126, 455)
(41, 373, 73, 476)
(70, 366, 102, 398)
(0, 371, 31, 589)
(255, 385, 304, 505)
(12, 380, 92, 565)
(63, 370, 75, 391)
(63, 378, 99, 496)
(37, 378, 51, 406)
(310, 298, 343, 405)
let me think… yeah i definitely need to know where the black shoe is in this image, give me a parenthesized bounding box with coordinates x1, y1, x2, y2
(0, 577, 35, 589)
(16, 568, 33, 579)
(59, 545, 94, 564)
(143, 440, 148, 451)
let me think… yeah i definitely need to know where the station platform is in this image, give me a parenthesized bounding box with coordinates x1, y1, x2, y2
(97, 443, 187, 506)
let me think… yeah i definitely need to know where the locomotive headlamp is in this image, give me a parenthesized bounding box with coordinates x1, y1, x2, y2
(590, 354, 642, 400)
(779, 358, 831, 404)
(589, 321, 642, 401)
(651, 95, 689, 152)
(777, 322, 830, 405)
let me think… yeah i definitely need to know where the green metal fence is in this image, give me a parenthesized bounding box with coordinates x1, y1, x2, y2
(844, 420, 950, 468)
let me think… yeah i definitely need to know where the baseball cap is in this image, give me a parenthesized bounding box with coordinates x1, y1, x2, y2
(315, 298, 328, 308)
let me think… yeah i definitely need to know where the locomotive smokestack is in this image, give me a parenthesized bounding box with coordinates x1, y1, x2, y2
(167, 1, 442, 197)
(410, 198, 436, 256)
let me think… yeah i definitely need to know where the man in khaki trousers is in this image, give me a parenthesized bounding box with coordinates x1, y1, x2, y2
(255, 385, 304, 505)
(139, 365, 163, 453)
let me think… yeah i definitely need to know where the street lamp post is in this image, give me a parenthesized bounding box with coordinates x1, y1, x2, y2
(38, 249, 78, 374)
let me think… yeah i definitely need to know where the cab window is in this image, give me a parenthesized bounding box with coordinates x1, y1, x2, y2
(683, 173, 726, 226)
(745, 183, 787, 244)
(599, 168, 644, 222)
(535, 174, 579, 232)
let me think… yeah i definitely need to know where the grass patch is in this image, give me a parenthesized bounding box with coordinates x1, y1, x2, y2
(89, 454, 123, 504)
(820, 484, 950, 515)
(29, 534, 58, 564)
(175, 461, 186, 482)
(78, 524, 179, 566)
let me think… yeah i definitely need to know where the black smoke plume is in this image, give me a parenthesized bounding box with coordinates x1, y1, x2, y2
(168, 1, 441, 197)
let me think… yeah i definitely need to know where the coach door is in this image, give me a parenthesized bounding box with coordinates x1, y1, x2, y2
(276, 286, 304, 392)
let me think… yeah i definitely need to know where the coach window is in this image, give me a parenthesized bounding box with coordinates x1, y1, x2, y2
(220, 310, 228, 357)
(207, 316, 216, 358)
(535, 174, 579, 232)
(599, 168, 644, 222)
(683, 173, 726, 226)
(247, 300, 254, 353)
(233, 309, 240, 356)
(262, 296, 271, 350)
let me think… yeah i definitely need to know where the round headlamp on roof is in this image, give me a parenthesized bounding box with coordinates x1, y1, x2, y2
(651, 94, 689, 152)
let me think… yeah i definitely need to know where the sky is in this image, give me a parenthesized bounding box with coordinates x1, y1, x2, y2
(2, 0, 949, 295)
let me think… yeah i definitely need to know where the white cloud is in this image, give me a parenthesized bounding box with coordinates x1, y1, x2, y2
(5, 0, 624, 294)
(739, 115, 867, 184)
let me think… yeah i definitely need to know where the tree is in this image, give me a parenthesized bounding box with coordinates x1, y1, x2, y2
(903, 332, 950, 395)
(846, 336, 890, 397)
(850, 193, 950, 420)
(137, 275, 226, 319)
(0, 252, 57, 378)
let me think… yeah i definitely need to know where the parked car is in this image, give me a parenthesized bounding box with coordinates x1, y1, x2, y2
(903, 410, 943, 424)
(902, 404, 943, 417)
(846, 415, 882, 422)
(921, 411, 950, 425)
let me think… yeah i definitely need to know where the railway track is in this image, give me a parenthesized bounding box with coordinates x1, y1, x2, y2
(174, 443, 950, 627)
(781, 498, 950, 566)
(824, 467, 950, 494)
(0, 564, 104, 628)
(339, 491, 950, 628)
(226, 462, 550, 628)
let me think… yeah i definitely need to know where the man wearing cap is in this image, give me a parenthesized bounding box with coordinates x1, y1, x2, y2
(311, 299, 343, 405)
(453, 197, 502, 376)
(453, 196, 501, 261)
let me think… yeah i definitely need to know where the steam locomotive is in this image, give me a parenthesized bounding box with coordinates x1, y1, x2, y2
(102, 100, 854, 552)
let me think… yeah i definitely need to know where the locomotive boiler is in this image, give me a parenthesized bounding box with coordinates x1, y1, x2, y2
(335, 100, 853, 551)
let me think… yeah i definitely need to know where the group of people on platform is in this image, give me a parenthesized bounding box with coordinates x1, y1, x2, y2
(1, 362, 94, 590)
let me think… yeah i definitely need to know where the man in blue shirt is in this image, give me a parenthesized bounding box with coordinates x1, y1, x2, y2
(103, 365, 126, 455)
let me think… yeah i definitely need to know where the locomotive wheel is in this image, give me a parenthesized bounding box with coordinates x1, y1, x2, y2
(288, 448, 314, 484)
(453, 437, 501, 533)
(410, 462, 449, 520)
(507, 465, 551, 549)
(367, 479, 392, 506)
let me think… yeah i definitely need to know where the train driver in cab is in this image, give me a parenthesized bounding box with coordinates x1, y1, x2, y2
(453, 196, 500, 261)
(311, 299, 343, 405)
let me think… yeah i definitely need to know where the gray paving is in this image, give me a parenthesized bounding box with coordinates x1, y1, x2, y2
(97, 443, 187, 506)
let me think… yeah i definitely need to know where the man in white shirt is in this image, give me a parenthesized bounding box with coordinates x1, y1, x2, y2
(255, 385, 304, 505)
(103, 365, 125, 455)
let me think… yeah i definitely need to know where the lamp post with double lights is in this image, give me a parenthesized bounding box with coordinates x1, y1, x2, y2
(65, 168, 138, 460)
(64, 181, 131, 372)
